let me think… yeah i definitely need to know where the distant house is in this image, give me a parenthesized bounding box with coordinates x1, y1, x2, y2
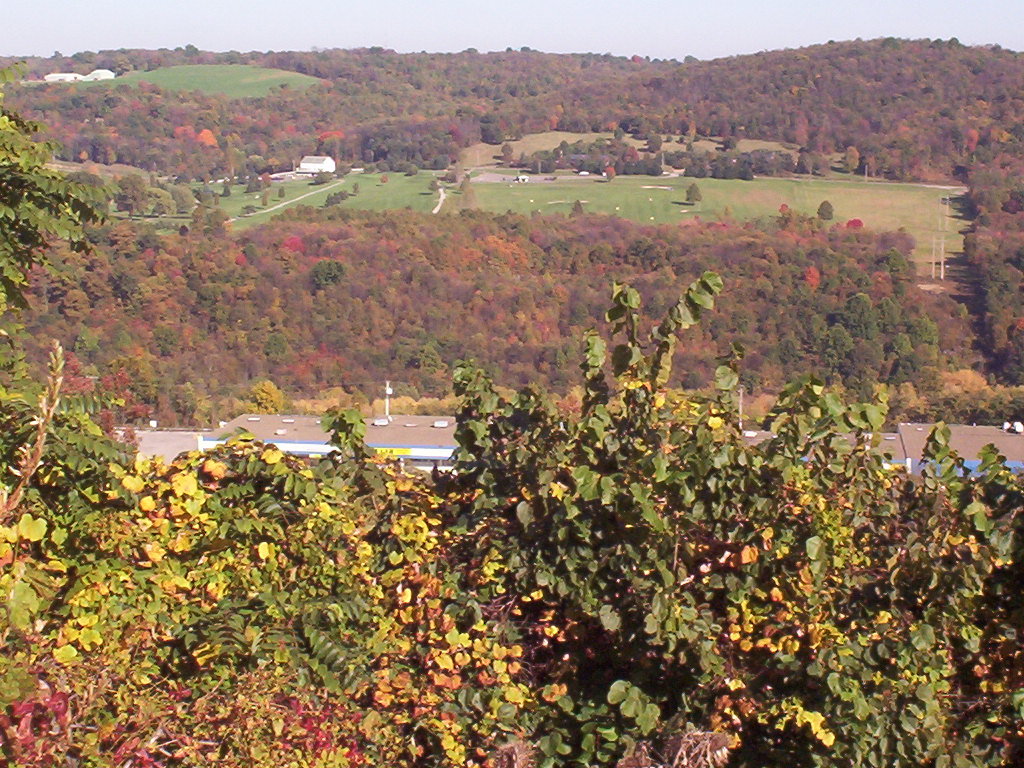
(83, 69, 115, 81)
(514, 174, 530, 183)
(43, 72, 84, 83)
(296, 156, 337, 175)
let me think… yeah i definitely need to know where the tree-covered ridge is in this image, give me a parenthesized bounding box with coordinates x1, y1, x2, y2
(21, 207, 970, 425)
(5, 39, 1024, 181)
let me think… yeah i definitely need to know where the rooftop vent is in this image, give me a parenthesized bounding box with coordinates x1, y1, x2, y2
(372, 417, 390, 427)
(282, 418, 295, 424)
(275, 429, 287, 436)
(432, 420, 450, 428)
(404, 423, 417, 427)
(743, 430, 758, 438)
(247, 416, 261, 422)
(1014, 421, 1023, 434)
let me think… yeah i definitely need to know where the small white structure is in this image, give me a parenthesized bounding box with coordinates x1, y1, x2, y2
(297, 156, 337, 175)
(44, 72, 84, 82)
(514, 174, 530, 183)
(83, 69, 115, 81)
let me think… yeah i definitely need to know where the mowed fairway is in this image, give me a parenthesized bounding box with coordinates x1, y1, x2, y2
(227, 173, 439, 230)
(83, 65, 320, 98)
(469, 173, 964, 273)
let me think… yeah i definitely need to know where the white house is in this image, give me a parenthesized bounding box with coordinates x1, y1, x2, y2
(43, 72, 84, 83)
(297, 156, 337, 175)
(83, 69, 115, 81)
(514, 174, 530, 183)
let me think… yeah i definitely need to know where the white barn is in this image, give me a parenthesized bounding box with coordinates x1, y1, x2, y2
(43, 72, 84, 82)
(297, 156, 337, 175)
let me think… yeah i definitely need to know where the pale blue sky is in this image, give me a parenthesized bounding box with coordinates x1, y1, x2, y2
(5, 0, 1022, 60)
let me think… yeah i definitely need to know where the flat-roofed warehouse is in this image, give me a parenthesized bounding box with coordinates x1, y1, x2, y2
(197, 413, 456, 469)
(897, 422, 1024, 473)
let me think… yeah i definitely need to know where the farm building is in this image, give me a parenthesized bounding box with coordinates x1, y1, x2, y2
(83, 69, 115, 81)
(296, 156, 337, 175)
(43, 72, 84, 82)
(196, 413, 456, 470)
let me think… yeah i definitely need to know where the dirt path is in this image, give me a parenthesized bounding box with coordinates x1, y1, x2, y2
(431, 186, 446, 214)
(229, 179, 346, 222)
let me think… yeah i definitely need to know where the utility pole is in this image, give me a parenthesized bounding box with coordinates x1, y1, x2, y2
(940, 236, 946, 281)
(931, 237, 936, 280)
(384, 381, 393, 422)
(738, 387, 744, 431)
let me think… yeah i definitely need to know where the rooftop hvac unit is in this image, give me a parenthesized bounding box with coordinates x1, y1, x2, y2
(372, 417, 390, 427)
(247, 416, 261, 422)
(1015, 422, 1024, 434)
(275, 429, 287, 436)
(282, 418, 295, 423)
(432, 420, 450, 428)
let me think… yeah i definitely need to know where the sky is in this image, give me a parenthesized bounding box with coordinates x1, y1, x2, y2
(5, 0, 1023, 61)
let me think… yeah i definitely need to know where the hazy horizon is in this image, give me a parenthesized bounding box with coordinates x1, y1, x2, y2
(5, 0, 1023, 62)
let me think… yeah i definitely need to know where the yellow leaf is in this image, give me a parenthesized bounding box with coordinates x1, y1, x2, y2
(121, 475, 145, 494)
(142, 542, 165, 563)
(257, 542, 271, 560)
(504, 686, 526, 704)
(740, 545, 759, 564)
(202, 459, 228, 480)
(53, 645, 79, 664)
(139, 496, 156, 512)
(435, 653, 454, 671)
(707, 416, 724, 430)
(171, 472, 199, 497)
(261, 448, 284, 465)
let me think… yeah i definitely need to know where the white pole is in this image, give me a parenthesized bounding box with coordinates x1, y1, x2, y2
(385, 380, 393, 422)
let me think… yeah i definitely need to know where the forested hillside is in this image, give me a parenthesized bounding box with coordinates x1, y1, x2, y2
(23, 207, 971, 424)
(5, 39, 1023, 181)
(8, 38, 1024, 407)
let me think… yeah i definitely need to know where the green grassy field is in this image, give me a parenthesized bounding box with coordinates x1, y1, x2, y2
(122, 168, 963, 279)
(82, 65, 320, 98)
(466, 172, 964, 273)
(224, 173, 440, 230)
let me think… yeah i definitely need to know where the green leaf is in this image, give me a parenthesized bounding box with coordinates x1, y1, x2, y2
(637, 702, 661, 735)
(599, 604, 621, 632)
(806, 535, 824, 561)
(911, 624, 935, 651)
(17, 513, 47, 542)
(965, 501, 991, 534)
(714, 365, 738, 391)
(516, 501, 534, 526)
(607, 680, 630, 705)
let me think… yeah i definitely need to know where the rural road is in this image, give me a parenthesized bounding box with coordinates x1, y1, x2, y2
(431, 186, 446, 214)
(229, 179, 347, 222)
